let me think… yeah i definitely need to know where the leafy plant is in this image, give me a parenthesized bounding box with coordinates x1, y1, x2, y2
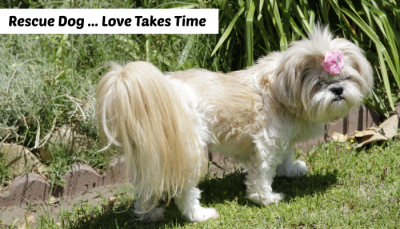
(0, 0, 220, 181)
(212, 0, 400, 117)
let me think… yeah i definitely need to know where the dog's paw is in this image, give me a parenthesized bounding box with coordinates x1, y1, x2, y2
(185, 207, 219, 222)
(276, 160, 308, 177)
(247, 192, 284, 205)
(134, 207, 165, 223)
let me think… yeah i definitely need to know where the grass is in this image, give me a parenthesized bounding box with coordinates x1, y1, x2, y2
(1, 140, 398, 228)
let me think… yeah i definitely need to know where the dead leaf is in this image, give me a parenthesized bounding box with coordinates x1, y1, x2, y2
(355, 115, 398, 148)
(384, 166, 389, 176)
(381, 166, 390, 180)
(38, 166, 49, 178)
(47, 196, 60, 204)
(332, 115, 399, 148)
(17, 212, 35, 229)
(379, 114, 398, 139)
(108, 197, 117, 206)
(332, 132, 348, 142)
(350, 128, 379, 138)
(101, 197, 118, 213)
(356, 134, 388, 147)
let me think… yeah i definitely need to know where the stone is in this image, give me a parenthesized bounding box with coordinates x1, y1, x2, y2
(39, 126, 94, 160)
(53, 157, 126, 198)
(1, 157, 127, 207)
(0, 173, 51, 207)
(0, 143, 48, 178)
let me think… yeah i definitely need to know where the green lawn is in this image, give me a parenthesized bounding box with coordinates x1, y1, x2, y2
(3, 140, 395, 229)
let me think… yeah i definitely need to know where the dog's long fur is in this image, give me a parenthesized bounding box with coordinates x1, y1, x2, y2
(96, 62, 207, 212)
(96, 27, 373, 222)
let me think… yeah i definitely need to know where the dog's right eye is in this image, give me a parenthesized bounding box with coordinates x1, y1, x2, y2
(316, 80, 324, 87)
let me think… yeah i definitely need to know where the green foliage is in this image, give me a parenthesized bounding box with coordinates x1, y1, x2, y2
(0, 32, 221, 142)
(212, 0, 400, 116)
(0, 0, 220, 181)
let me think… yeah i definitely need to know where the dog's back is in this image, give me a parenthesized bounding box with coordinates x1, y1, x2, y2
(167, 69, 267, 157)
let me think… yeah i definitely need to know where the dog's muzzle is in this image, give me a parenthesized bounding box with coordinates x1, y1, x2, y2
(330, 86, 345, 103)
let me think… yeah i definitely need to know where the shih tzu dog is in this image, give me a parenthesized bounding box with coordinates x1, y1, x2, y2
(95, 26, 373, 222)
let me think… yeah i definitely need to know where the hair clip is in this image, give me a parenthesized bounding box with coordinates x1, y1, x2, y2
(322, 50, 344, 75)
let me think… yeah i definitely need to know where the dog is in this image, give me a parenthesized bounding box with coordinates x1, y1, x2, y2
(95, 26, 373, 222)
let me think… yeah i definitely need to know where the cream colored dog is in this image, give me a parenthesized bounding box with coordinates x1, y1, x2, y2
(95, 26, 373, 222)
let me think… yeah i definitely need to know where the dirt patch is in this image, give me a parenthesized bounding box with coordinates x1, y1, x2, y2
(208, 153, 246, 178)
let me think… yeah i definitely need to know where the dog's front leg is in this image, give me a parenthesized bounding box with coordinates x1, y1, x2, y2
(276, 146, 309, 178)
(245, 145, 285, 205)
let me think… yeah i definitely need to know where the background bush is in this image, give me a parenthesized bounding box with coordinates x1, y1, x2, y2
(211, 0, 400, 117)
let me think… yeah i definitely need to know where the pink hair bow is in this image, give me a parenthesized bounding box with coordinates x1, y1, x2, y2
(322, 50, 344, 75)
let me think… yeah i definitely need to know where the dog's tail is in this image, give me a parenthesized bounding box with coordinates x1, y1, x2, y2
(96, 61, 205, 210)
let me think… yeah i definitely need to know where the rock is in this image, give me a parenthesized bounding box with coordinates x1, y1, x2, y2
(0, 157, 126, 208)
(0, 173, 51, 207)
(0, 143, 48, 178)
(39, 126, 94, 160)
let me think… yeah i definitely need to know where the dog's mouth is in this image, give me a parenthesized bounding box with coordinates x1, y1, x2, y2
(332, 96, 345, 103)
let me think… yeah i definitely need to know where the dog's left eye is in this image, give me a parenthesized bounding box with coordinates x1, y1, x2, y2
(345, 76, 352, 80)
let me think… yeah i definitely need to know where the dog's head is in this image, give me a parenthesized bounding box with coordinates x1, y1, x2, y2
(272, 26, 373, 123)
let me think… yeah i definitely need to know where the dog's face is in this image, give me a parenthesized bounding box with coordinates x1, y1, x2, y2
(272, 28, 373, 123)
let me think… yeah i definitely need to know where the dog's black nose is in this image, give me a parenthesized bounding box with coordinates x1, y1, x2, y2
(330, 86, 343, 96)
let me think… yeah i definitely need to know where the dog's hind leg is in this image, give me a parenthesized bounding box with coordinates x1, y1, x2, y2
(276, 147, 308, 178)
(134, 197, 165, 222)
(245, 143, 285, 205)
(174, 185, 219, 222)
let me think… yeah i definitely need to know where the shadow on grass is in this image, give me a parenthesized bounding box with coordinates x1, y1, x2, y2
(64, 203, 188, 229)
(198, 169, 338, 206)
(65, 169, 337, 229)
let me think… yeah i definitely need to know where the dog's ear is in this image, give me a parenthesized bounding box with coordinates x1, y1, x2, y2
(272, 54, 314, 116)
(331, 38, 374, 96)
(349, 53, 373, 96)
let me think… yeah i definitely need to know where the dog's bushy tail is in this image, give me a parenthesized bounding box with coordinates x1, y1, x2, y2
(96, 61, 204, 210)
